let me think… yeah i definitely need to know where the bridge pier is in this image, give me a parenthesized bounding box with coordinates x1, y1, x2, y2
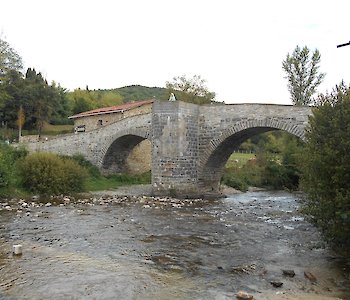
(151, 101, 204, 198)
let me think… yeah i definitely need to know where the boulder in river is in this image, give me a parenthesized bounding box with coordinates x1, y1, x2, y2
(282, 269, 296, 277)
(304, 271, 317, 282)
(270, 281, 283, 288)
(236, 291, 254, 300)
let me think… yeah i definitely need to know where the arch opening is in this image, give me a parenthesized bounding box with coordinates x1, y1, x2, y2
(101, 134, 151, 175)
(199, 126, 304, 193)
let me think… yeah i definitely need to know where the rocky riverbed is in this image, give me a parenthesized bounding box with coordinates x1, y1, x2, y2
(0, 186, 349, 299)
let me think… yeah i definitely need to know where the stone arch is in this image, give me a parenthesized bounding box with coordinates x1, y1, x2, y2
(100, 127, 151, 175)
(198, 118, 307, 192)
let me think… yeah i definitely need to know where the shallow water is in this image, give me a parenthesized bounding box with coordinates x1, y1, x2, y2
(0, 191, 349, 299)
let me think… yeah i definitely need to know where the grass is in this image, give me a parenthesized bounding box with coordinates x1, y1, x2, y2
(226, 152, 256, 168)
(85, 172, 151, 191)
(41, 123, 74, 135)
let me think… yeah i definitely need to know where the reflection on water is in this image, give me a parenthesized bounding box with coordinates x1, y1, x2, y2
(0, 191, 349, 299)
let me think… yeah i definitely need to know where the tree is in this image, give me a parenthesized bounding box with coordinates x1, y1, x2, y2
(165, 74, 215, 104)
(282, 45, 325, 106)
(23, 68, 64, 136)
(0, 36, 23, 83)
(300, 82, 350, 254)
(68, 89, 96, 115)
(17, 105, 25, 139)
(0, 69, 25, 130)
(0, 37, 23, 133)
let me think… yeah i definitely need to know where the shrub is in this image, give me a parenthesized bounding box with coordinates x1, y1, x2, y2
(0, 143, 28, 192)
(301, 83, 350, 255)
(69, 154, 101, 178)
(18, 152, 88, 194)
(222, 151, 301, 192)
(221, 172, 248, 191)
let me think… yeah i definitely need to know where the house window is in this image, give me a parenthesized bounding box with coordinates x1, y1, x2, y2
(98, 120, 103, 126)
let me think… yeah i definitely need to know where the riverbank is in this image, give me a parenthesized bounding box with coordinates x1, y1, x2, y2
(89, 184, 244, 198)
(0, 190, 349, 299)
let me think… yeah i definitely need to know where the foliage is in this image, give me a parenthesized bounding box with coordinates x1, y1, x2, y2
(300, 83, 350, 254)
(67, 88, 124, 115)
(0, 68, 71, 136)
(226, 152, 255, 168)
(282, 45, 325, 105)
(112, 85, 168, 102)
(69, 154, 101, 178)
(18, 152, 88, 195)
(65, 154, 151, 191)
(0, 36, 23, 83)
(0, 143, 27, 195)
(223, 133, 302, 191)
(166, 74, 216, 104)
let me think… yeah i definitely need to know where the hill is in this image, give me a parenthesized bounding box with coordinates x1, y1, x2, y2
(110, 85, 168, 102)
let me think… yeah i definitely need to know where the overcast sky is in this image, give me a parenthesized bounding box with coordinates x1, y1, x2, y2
(1, 0, 349, 104)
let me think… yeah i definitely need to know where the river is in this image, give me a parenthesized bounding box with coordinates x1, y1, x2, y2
(0, 190, 349, 299)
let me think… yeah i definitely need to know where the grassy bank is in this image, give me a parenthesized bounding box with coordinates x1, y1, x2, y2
(85, 172, 151, 191)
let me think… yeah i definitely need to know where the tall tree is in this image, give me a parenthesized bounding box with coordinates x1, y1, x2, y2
(301, 82, 350, 254)
(23, 68, 62, 136)
(17, 105, 25, 139)
(0, 69, 25, 128)
(0, 37, 23, 130)
(165, 74, 216, 104)
(0, 37, 23, 83)
(282, 45, 325, 106)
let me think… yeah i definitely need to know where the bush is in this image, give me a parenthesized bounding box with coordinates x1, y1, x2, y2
(18, 152, 88, 195)
(0, 143, 28, 192)
(222, 150, 301, 192)
(301, 83, 350, 255)
(221, 172, 248, 191)
(69, 154, 101, 178)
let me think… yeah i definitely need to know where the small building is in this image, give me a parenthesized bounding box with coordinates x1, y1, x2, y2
(69, 99, 153, 133)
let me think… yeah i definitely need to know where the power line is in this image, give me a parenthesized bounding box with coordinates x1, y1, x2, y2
(337, 41, 350, 48)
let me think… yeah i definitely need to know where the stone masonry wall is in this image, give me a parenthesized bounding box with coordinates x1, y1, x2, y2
(25, 114, 152, 171)
(151, 101, 199, 197)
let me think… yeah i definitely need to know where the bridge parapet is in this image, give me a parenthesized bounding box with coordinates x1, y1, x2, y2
(25, 113, 152, 168)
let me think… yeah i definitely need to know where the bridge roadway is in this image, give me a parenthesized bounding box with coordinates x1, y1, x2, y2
(25, 101, 312, 198)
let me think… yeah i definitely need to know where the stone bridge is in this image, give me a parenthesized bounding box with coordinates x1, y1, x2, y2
(26, 101, 312, 197)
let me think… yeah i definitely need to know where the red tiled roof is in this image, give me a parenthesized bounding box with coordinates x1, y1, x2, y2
(69, 99, 154, 119)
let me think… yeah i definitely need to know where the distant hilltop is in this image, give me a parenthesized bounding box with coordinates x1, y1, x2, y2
(98, 85, 168, 102)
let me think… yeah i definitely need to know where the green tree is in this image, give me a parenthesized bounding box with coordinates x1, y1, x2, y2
(24, 68, 57, 136)
(301, 83, 350, 254)
(68, 88, 96, 115)
(166, 74, 216, 104)
(0, 39, 23, 133)
(48, 82, 72, 125)
(0, 36, 23, 83)
(282, 45, 325, 106)
(0, 69, 25, 131)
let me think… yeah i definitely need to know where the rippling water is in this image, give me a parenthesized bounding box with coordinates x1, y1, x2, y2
(0, 191, 349, 299)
